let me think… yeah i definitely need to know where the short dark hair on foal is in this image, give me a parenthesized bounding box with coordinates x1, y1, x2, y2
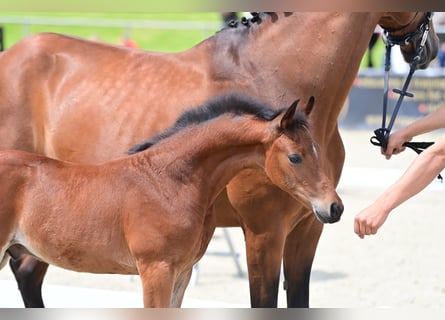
(128, 93, 309, 154)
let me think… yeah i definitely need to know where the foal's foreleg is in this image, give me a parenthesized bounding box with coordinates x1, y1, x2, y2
(282, 213, 323, 308)
(137, 260, 175, 307)
(170, 268, 193, 307)
(9, 255, 48, 308)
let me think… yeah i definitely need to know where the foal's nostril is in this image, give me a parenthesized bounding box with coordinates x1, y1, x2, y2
(330, 202, 344, 221)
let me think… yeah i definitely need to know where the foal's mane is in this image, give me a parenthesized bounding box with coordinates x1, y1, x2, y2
(128, 93, 307, 154)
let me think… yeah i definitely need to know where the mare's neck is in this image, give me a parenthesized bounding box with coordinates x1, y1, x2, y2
(140, 116, 270, 206)
(214, 13, 380, 129)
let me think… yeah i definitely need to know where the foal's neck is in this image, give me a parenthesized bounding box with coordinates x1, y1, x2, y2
(143, 115, 269, 206)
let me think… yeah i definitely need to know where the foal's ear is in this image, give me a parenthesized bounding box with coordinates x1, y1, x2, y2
(302, 96, 315, 117)
(280, 99, 300, 130)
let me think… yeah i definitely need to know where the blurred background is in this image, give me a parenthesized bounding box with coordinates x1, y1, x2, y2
(0, 13, 224, 52)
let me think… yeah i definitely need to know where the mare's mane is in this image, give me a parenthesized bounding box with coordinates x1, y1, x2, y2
(128, 93, 308, 154)
(220, 12, 287, 31)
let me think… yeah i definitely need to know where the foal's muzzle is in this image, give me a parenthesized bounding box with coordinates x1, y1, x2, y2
(313, 201, 344, 224)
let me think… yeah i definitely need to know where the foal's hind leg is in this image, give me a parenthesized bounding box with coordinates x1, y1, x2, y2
(9, 255, 48, 308)
(282, 212, 323, 307)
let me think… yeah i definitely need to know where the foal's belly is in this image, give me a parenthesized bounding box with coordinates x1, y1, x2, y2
(14, 227, 138, 275)
(25, 245, 138, 275)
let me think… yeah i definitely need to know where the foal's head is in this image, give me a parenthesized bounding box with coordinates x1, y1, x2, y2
(265, 97, 343, 223)
(128, 94, 343, 224)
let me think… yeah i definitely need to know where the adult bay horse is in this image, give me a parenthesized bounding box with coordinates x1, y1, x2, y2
(0, 12, 439, 307)
(0, 94, 342, 307)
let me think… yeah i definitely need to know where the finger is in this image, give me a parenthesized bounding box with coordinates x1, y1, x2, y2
(384, 148, 394, 160)
(365, 228, 371, 236)
(385, 150, 393, 160)
(392, 146, 406, 155)
(354, 219, 365, 239)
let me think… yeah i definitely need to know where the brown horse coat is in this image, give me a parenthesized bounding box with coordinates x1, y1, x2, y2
(0, 94, 342, 307)
(0, 12, 438, 307)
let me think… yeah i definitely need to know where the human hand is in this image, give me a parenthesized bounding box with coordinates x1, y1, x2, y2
(381, 130, 411, 160)
(354, 204, 390, 239)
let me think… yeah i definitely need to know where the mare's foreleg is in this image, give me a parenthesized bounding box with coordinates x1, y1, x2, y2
(9, 255, 49, 308)
(244, 227, 287, 307)
(282, 212, 323, 307)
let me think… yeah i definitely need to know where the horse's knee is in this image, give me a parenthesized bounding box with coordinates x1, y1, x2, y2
(9, 255, 48, 308)
(10, 255, 48, 280)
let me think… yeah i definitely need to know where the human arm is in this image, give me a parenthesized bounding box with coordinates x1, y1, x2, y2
(355, 134, 445, 238)
(383, 104, 445, 159)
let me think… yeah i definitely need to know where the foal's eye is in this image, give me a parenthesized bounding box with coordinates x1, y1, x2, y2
(288, 153, 302, 164)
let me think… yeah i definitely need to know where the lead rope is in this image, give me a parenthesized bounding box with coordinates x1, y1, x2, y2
(369, 13, 442, 181)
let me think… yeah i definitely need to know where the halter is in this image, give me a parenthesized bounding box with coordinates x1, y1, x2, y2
(370, 12, 441, 180)
(383, 12, 431, 46)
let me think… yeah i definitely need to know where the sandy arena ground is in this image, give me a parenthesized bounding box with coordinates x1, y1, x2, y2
(1, 129, 444, 308)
